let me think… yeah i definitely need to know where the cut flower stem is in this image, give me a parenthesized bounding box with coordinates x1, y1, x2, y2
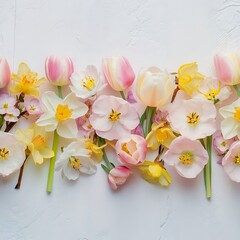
(47, 86, 63, 193)
(204, 135, 212, 199)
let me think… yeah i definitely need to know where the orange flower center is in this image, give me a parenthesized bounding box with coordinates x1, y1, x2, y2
(56, 104, 72, 121)
(234, 107, 240, 121)
(32, 134, 46, 149)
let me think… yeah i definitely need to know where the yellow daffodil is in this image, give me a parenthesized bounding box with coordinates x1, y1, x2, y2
(139, 160, 171, 186)
(178, 62, 205, 95)
(84, 138, 106, 162)
(146, 123, 176, 150)
(14, 124, 54, 164)
(9, 62, 46, 97)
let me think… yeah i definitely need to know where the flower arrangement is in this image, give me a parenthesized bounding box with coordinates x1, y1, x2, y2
(0, 53, 240, 200)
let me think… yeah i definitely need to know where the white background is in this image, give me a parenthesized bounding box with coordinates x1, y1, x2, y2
(1, 0, 240, 240)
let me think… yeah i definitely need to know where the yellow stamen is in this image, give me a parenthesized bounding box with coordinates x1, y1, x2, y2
(234, 107, 240, 121)
(179, 152, 194, 166)
(108, 109, 121, 122)
(221, 141, 226, 147)
(3, 103, 8, 109)
(122, 143, 132, 156)
(70, 158, 81, 170)
(0, 148, 9, 160)
(82, 76, 95, 91)
(32, 134, 46, 149)
(56, 104, 73, 121)
(186, 112, 200, 126)
(22, 74, 37, 86)
(234, 154, 240, 165)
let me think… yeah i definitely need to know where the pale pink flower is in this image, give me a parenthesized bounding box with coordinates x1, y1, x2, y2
(0, 58, 10, 88)
(25, 98, 44, 115)
(45, 56, 74, 86)
(222, 141, 240, 182)
(89, 95, 139, 140)
(214, 52, 240, 85)
(0, 94, 16, 115)
(163, 136, 208, 178)
(108, 166, 132, 190)
(166, 94, 216, 140)
(115, 134, 147, 166)
(102, 56, 135, 91)
(213, 130, 235, 155)
(4, 108, 20, 122)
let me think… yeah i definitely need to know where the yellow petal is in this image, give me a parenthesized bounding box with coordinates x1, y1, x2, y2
(39, 147, 54, 159)
(34, 77, 46, 87)
(14, 129, 33, 146)
(159, 168, 171, 186)
(31, 150, 44, 164)
(17, 62, 30, 77)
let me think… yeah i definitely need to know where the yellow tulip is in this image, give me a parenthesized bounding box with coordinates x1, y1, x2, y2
(178, 62, 205, 95)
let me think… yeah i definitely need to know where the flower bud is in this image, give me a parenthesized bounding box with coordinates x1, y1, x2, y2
(0, 58, 10, 88)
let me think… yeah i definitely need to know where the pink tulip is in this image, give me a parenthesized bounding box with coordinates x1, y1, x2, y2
(45, 56, 74, 86)
(214, 52, 240, 85)
(102, 56, 135, 91)
(108, 166, 132, 190)
(0, 58, 10, 88)
(115, 134, 147, 165)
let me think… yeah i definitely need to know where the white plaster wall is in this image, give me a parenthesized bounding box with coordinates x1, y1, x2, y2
(0, 0, 240, 240)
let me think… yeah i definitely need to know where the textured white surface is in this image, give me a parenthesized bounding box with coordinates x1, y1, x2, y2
(1, 0, 240, 240)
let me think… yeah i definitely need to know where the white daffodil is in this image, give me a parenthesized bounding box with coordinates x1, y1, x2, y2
(36, 92, 88, 138)
(55, 141, 97, 180)
(0, 132, 26, 177)
(70, 65, 106, 99)
(219, 98, 240, 139)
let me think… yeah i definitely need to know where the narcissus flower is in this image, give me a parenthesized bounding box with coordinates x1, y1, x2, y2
(9, 62, 45, 97)
(70, 65, 106, 99)
(0, 58, 10, 88)
(102, 56, 135, 91)
(84, 138, 106, 162)
(214, 52, 240, 85)
(115, 134, 147, 165)
(89, 95, 139, 140)
(219, 98, 240, 139)
(163, 136, 208, 178)
(136, 67, 175, 107)
(107, 166, 132, 190)
(14, 124, 54, 164)
(166, 95, 216, 140)
(139, 161, 171, 186)
(178, 62, 205, 95)
(45, 56, 74, 86)
(146, 123, 176, 150)
(0, 132, 26, 177)
(56, 141, 97, 180)
(36, 92, 88, 138)
(222, 141, 240, 182)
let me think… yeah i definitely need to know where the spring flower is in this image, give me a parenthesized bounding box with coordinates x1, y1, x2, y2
(163, 136, 208, 178)
(45, 56, 74, 86)
(178, 62, 205, 95)
(102, 56, 135, 91)
(166, 96, 216, 140)
(70, 65, 106, 99)
(14, 125, 54, 164)
(0, 58, 10, 88)
(219, 98, 240, 139)
(36, 92, 88, 138)
(214, 52, 240, 85)
(9, 62, 45, 97)
(0, 94, 16, 115)
(108, 166, 132, 190)
(213, 130, 235, 155)
(146, 123, 176, 150)
(25, 98, 44, 115)
(115, 134, 147, 166)
(192, 77, 231, 103)
(139, 161, 171, 186)
(222, 141, 240, 182)
(89, 95, 139, 140)
(0, 132, 26, 177)
(4, 108, 20, 122)
(56, 141, 97, 180)
(84, 138, 106, 162)
(136, 67, 175, 107)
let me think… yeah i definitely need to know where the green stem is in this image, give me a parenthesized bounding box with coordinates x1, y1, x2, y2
(145, 107, 156, 137)
(233, 85, 240, 96)
(47, 86, 62, 193)
(119, 91, 126, 100)
(47, 131, 59, 193)
(204, 136, 212, 199)
(57, 86, 63, 98)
